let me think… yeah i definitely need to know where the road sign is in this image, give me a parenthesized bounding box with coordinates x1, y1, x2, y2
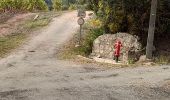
(78, 10, 86, 18)
(77, 17, 85, 46)
(80, 12, 86, 18)
(77, 17, 85, 25)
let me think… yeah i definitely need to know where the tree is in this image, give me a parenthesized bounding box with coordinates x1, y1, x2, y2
(89, 0, 170, 47)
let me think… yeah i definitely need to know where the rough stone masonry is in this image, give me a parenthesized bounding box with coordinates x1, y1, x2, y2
(91, 33, 142, 63)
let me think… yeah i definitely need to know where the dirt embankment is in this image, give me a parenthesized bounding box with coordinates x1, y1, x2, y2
(0, 13, 35, 37)
(0, 11, 62, 58)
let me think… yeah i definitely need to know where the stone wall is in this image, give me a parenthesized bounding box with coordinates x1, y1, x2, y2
(91, 33, 142, 63)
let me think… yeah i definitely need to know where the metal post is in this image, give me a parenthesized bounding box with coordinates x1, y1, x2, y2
(146, 0, 158, 59)
(79, 25, 82, 45)
(77, 17, 85, 46)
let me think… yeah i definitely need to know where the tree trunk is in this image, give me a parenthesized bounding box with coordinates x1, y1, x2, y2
(146, 0, 157, 59)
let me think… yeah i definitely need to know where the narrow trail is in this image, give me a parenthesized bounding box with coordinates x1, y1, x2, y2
(0, 11, 170, 100)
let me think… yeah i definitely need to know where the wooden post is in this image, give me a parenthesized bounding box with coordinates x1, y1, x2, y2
(146, 0, 158, 59)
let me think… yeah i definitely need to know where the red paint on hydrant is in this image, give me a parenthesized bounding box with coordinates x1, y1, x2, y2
(114, 40, 122, 57)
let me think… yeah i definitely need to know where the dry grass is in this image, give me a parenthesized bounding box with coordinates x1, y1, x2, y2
(155, 55, 170, 65)
(0, 11, 61, 58)
(0, 33, 26, 57)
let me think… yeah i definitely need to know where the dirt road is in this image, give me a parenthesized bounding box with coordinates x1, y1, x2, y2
(0, 11, 170, 100)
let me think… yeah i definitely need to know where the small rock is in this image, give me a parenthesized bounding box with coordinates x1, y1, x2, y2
(163, 67, 169, 70)
(77, 55, 93, 61)
(7, 63, 14, 68)
(138, 55, 147, 62)
(143, 62, 155, 66)
(33, 15, 39, 21)
(28, 50, 35, 52)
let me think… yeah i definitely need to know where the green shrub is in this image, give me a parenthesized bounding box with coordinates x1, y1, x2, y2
(83, 3, 92, 10)
(68, 4, 77, 10)
(77, 28, 104, 56)
(26, 0, 47, 11)
(61, 5, 69, 10)
(0, 33, 26, 57)
(53, 0, 62, 11)
(155, 56, 170, 64)
(0, 0, 47, 13)
(89, 0, 170, 46)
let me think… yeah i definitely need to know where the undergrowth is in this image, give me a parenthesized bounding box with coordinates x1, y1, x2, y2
(0, 12, 61, 58)
(57, 18, 104, 59)
(0, 0, 47, 13)
(155, 55, 170, 65)
(0, 33, 26, 57)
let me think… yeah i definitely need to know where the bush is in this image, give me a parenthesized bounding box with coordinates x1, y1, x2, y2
(0, 33, 26, 57)
(53, 0, 62, 11)
(89, 0, 170, 46)
(61, 5, 69, 10)
(155, 56, 170, 64)
(77, 28, 104, 56)
(0, 0, 47, 13)
(83, 3, 92, 10)
(73, 18, 104, 56)
(68, 4, 77, 10)
(26, 0, 47, 11)
(89, 19, 102, 29)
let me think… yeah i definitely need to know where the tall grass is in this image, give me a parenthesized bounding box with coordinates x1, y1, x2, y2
(0, 0, 47, 13)
(53, 0, 62, 10)
(0, 0, 81, 12)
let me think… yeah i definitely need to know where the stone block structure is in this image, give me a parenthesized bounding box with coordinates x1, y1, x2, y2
(91, 33, 142, 63)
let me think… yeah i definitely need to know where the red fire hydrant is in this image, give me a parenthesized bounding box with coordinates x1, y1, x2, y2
(114, 40, 122, 63)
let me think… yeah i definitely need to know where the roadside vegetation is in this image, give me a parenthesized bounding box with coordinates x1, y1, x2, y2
(88, 0, 170, 64)
(0, 0, 170, 65)
(0, 0, 84, 58)
(0, 12, 61, 58)
(155, 55, 170, 65)
(0, 33, 26, 57)
(0, 0, 64, 58)
(0, 0, 47, 13)
(24, 12, 61, 29)
(57, 17, 103, 59)
(0, 0, 81, 12)
(89, 0, 170, 44)
(58, 0, 170, 65)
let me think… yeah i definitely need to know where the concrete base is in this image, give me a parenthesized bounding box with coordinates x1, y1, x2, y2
(93, 57, 123, 65)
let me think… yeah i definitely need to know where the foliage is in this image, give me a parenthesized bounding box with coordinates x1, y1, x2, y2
(24, 19, 50, 29)
(27, 0, 47, 11)
(58, 18, 104, 59)
(89, 0, 170, 46)
(53, 0, 62, 10)
(69, 4, 77, 10)
(0, 33, 26, 57)
(76, 0, 86, 4)
(155, 55, 170, 64)
(80, 27, 104, 56)
(0, 11, 60, 57)
(0, 0, 47, 13)
(88, 18, 102, 28)
(61, 5, 69, 10)
(71, 28, 104, 56)
(74, 21, 104, 56)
